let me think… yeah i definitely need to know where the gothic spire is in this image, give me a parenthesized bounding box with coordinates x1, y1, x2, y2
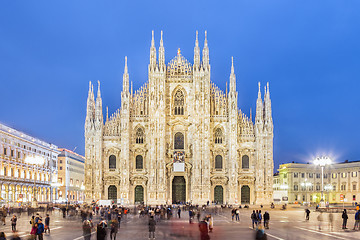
(202, 30, 209, 68)
(86, 81, 95, 121)
(264, 82, 272, 122)
(229, 57, 236, 93)
(255, 82, 263, 124)
(194, 30, 200, 69)
(95, 80, 103, 123)
(150, 30, 156, 69)
(158, 30, 165, 69)
(123, 56, 129, 93)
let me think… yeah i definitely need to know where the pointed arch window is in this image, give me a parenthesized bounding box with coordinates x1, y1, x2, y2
(136, 128, 144, 144)
(174, 90, 185, 115)
(214, 128, 223, 144)
(215, 155, 223, 170)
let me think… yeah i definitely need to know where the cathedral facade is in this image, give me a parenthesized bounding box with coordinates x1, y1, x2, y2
(84, 31, 274, 205)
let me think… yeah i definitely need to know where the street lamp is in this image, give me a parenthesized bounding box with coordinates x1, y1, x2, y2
(314, 156, 332, 206)
(25, 156, 45, 208)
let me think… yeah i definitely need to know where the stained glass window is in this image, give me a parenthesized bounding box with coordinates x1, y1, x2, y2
(174, 132, 184, 149)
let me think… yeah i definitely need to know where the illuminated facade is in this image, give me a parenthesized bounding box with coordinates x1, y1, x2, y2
(276, 161, 360, 204)
(85, 31, 274, 205)
(57, 148, 85, 203)
(0, 123, 59, 206)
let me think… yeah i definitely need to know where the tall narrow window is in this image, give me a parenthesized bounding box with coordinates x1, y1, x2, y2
(136, 155, 143, 169)
(174, 90, 185, 115)
(174, 132, 184, 149)
(214, 128, 223, 144)
(215, 155, 223, 169)
(136, 128, 144, 144)
(109, 155, 116, 169)
(242, 155, 249, 169)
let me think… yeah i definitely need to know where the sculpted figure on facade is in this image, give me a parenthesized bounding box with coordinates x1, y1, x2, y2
(84, 31, 274, 205)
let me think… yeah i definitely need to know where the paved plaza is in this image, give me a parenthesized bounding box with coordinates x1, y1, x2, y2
(0, 206, 360, 240)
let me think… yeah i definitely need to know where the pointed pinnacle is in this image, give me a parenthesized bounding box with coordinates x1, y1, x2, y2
(124, 56, 128, 73)
(258, 82, 261, 98)
(204, 30, 208, 46)
(231, 56, 234, 74)
(195, 31, 199, 46)
(151, 30, 155, 46)
(160, 30, 163, 45)
(97, 80, 101, 98)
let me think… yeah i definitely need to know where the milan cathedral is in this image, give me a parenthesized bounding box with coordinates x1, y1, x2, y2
(84, 31, 274, 205)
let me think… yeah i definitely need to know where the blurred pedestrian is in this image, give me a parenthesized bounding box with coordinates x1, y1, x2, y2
(263, 211, 270, 229)
(251, 210, 257, 229)
(235, 209, 240, 221)
(198, 218, 210, 240)
(148, 216, 156, 240)
(353, 209, 360, 230)
(10, 231, 21, 240)
(96, 220, 107, 240)
(317, 212, 323, 230)
(342, 209, 348, 229)
(11, 215, 17, 232)
(255, 225, 267, 240)
(110, 220, 118, 240)
(44, 214, 50, 234)
(36, 218, 45, 240)
(0, 232, 5, 240)
(305, 209, 310, 221)
(208, 214, 213, 233)
(328, 212, 334, 231)
(82, 220, 93, 240)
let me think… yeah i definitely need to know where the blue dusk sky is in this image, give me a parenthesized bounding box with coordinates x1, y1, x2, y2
(1, 1, 359, 171)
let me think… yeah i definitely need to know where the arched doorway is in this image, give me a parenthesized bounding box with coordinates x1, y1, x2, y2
(134, 185, 144, 203)
(214, 185, 223, 204)
(172, 176, 186, 204)
(241, 185, 250, 203)
(108, 185, 117, 201)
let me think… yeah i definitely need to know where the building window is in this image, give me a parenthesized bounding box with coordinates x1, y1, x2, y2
(341, 172, 347, 178)
(60, 160, 62, 164)
(295, 195, 298, 201)
(214, 128, 223, 144)
(316, 185, 320, 191)
(3, 148, 7, 155)
(316, 173, 320, 179)
(294, 173, 298, 178)
(108, 185, 117, 200)
(308, 173, 313, 178)
(301, 173, 305, 178)
(293, 185, 298, 191)
(174, 89, 185, 115)
(283, 173, 287, 178)
(332, 173, 337, 179)
(70, 178, 73, 186)
(353, 184, 357, 191)
(309, 185, 314, 191)
(17, 152, 20, 158)
(332, 185, 336, 191)
(58, 178, 62, 184)
(242, 155, 249, 169)
(136, 155, 143, 169)
(341, 184, 346, 191)
(3, 167, 6, 176)
(59, 167, 62, 170)
(135, 128, 144, 144)
(324, 174, 328, 179)
(109, 155, 116, 169)
(11, 150, 14, 157)
(215, 155, 223, 169)
(174, 132, 184, 149)
(352, 172, 358, 177)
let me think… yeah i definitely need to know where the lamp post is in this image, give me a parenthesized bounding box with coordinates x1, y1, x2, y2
(314, 156, 332, 207)
(25, 156, 45, 208)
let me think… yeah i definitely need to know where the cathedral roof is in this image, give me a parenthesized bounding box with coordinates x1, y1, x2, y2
(166, 49, 192, 78)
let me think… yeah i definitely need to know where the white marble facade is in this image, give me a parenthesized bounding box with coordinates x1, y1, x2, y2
(84, 31, 274, 205)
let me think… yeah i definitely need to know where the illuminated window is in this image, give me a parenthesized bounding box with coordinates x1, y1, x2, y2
(174, 90, 185, 115)
(135, 128, 144, 144)
(214, 128, 223, 144)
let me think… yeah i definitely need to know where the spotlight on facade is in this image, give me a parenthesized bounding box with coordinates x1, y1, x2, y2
(314, 156, 332, 206)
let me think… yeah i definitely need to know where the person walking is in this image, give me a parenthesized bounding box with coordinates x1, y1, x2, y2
(263, 211, 270, 229)
(110, 220, 118, 240)
(231, 209, 235, 221)
(1, 212, 5, 226)
(0, 232, 5, 240)
(305, 209, 310, 221)
(317, 212, 323, 230)
(353, 210, 360, 230)
(148, 216, 156, 240)
(328, 212, 334, 231)
(251, 210, 257, 229)
(44, 214, 50, 234)
(258, 210, 262, 225)
(36, 218, 45, 240)
(208, 214, 213, 233)
(82, 220, 93, 240)
(177, 208, 181, 218)
(198, 218, 210, 240)
(342, 209, 348, 229)
(11, 215, 17, 232)
(235, 209, 240, 221)
(96, 220, 107, 240)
